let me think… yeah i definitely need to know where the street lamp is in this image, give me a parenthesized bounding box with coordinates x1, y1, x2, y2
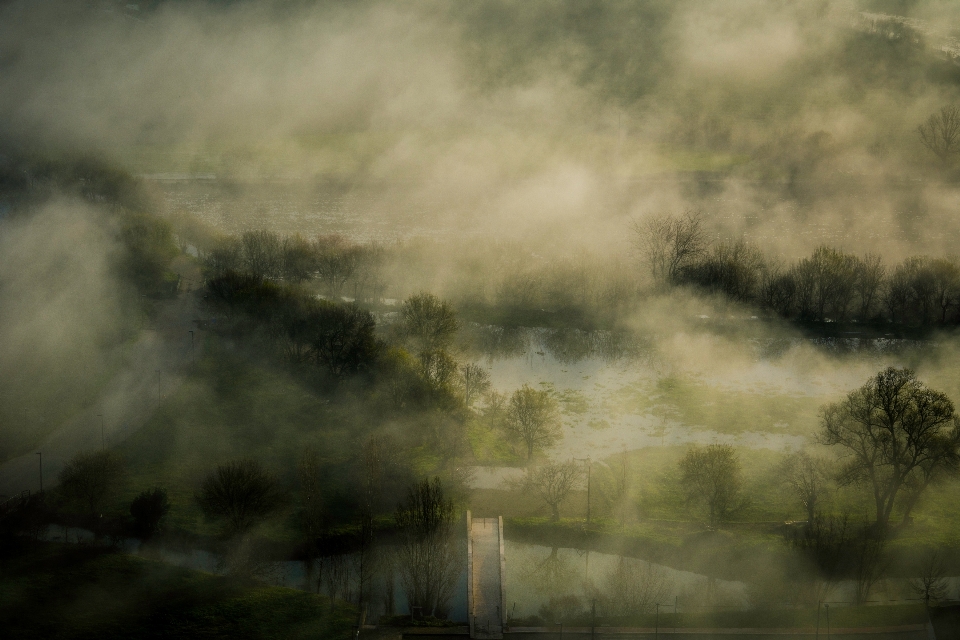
(36, 452, 42, 493)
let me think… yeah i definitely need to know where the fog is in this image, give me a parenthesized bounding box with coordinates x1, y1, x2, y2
(4, 0, 960, 636)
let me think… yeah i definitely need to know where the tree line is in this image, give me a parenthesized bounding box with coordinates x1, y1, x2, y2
(202, 229, 386, 302)
(637, 211, 960, 325)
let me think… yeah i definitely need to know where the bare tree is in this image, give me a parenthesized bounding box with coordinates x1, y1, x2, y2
(679, 444, 743, 525)
(632, 211, 707, 284)
(793, 246, 859, 322)
(203, 236, 243, 278)
(281, 233, 316, 283)
(930, 257, 960, 323)
(503, 384, 562, 461)
(459, 362, 491, 408)
(523, 461, 582, 522)
(597, 557, 672, 617)
(780, 451, 830, 525)
(819, 367, 960, 530)
(394, 477, 461, 619)
(314, 234, 360, 298)
(298, 448, 327, 544)
(684, 240, 765, 303)
(58, 450, 126, 516)
(196, 459, 286, 535)
(351, 243, 386, 303)
(852, 527, 886, 605)
(910, 549, 949, 605)
(853, 254, 885, 321)
(240, 230, 282, 280)
(918, 105, 960, 164)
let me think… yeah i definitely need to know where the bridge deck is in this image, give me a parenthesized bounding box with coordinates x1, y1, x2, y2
(469, 516, 504, 639)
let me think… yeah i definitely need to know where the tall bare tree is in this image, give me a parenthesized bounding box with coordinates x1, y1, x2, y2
(632, 211, 707, 284)
(910, 549, 949, 605)
(853, 253, 885, 321)
(314, 234, 360, 298)
(918, 105, 960, 164)
(281, 233, 316, 283)
(524, 461, 582, 522)
(780, 451, 830, 525)
(240, 229, 282, 280)
(395, 477, 461, 619)
(819, 367, 960, 530)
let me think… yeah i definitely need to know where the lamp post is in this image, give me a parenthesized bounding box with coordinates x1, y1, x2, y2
(36, 452, 42, 493)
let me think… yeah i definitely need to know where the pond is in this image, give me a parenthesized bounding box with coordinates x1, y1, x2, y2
(37, 525, 960, 622)
(461, 324, 935, 460)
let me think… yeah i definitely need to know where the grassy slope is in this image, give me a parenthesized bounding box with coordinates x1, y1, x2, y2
(112, 345, 364, 544)
(0, 540, 356, 640)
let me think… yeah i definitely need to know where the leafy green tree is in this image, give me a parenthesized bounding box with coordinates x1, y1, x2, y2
(400, 293, 460, 354)
(503, 384, 561, 461)
(679, 444, 743, 525)
(819, 367, 960, 529)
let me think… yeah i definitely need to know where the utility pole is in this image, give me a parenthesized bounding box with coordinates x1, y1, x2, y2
(97, 413, 104, 450)
(36, 452, 42, 493)
(816, 601, 821, 640)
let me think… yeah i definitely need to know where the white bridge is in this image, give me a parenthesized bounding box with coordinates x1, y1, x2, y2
(466, 512, 506, 639)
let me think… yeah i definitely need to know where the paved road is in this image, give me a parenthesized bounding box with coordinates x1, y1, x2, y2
(471, 517, 503, 639)
(0, 258, 203, 498)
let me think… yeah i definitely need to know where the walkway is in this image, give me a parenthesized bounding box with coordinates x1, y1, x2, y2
(468, 514, 505, 639)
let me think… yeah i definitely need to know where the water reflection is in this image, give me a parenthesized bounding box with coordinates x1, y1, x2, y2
(504, 541, 747, 620)
(38, 525, 467, 622)
(462, 324, 653, 366)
